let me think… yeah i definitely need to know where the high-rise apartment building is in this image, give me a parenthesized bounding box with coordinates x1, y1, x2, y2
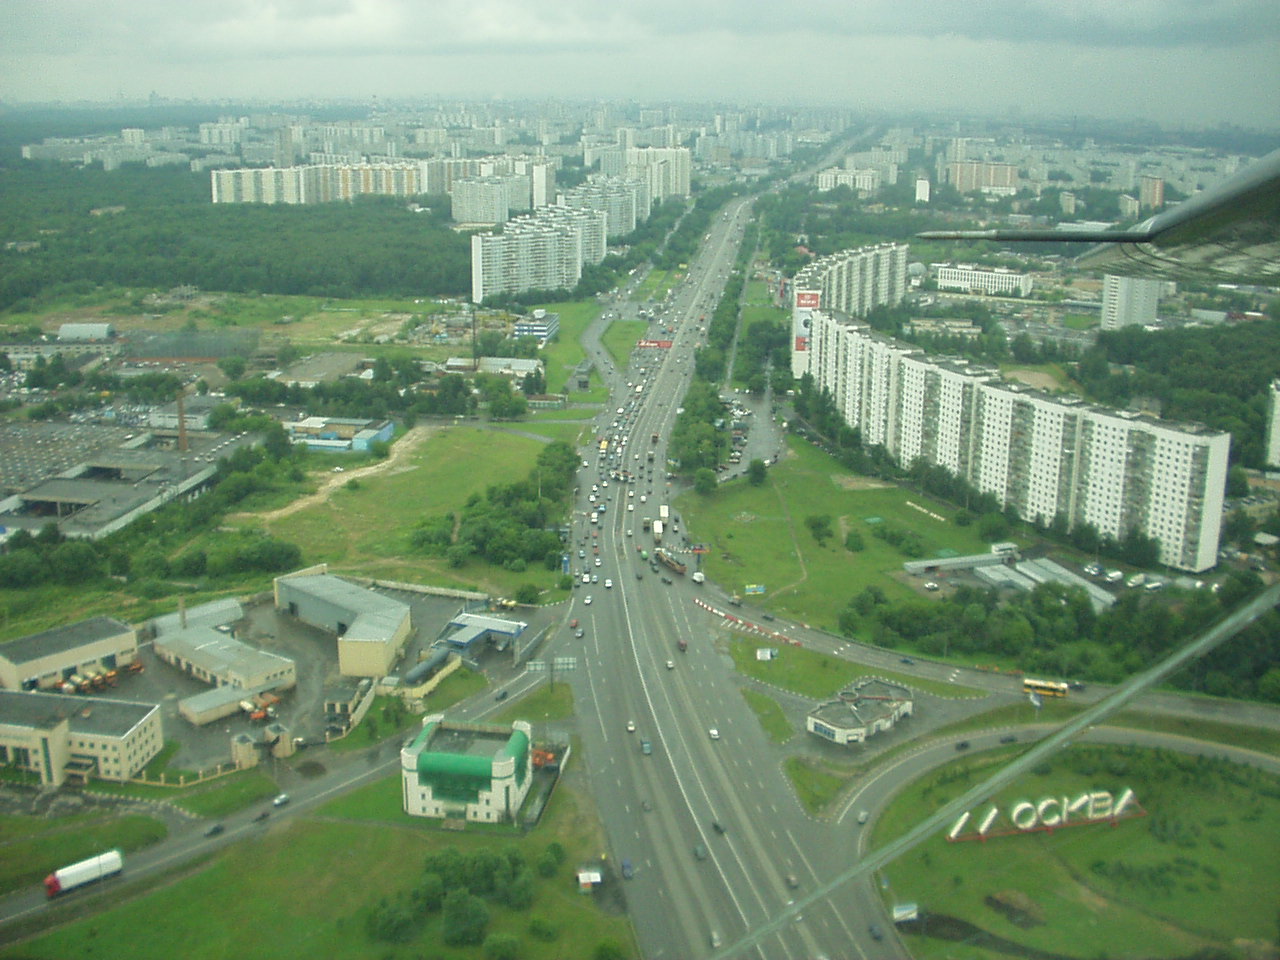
(558, 177, 648, 239)
(210, 163, 422, 204)
(469, 206, 606, 303)
(1101, 274, 1161, 329)
(802, 310, 1228, 571)
(790, 243, 909, 377)
(1139, 175, 1165, 210)
(947, 161, 1017, 195)
(450, 177, 512, 225)
(598, 147, 691, 200)
(1266, 380, 1280, 470)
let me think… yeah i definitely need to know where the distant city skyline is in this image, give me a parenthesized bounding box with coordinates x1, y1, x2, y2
(3, 1, 1279, 129)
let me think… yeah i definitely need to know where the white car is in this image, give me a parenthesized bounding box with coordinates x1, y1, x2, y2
(627, 504, 634, 511)
(605, 578, 613, 588)
(584, 595, 593, 605)
(581, 573, 590, 583)
(626, 720, 636, 732)
(594, 557, 602, 567)
(666, 660, 675, 670)
(708, 728, 720, 740)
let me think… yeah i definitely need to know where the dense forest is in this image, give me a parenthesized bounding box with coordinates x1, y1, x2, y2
(0, 162, 471, 311)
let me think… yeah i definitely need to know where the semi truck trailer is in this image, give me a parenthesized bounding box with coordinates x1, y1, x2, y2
(44, 850, 123, 897)
(654, 548, 687, 575)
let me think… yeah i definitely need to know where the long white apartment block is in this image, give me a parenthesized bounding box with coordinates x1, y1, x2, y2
(450, 177, 512, 225)
(803, 309, 1229, 571)
(557, 177, 650, 239)
(211, 162, 422, 204)
(934, 263, 1033, 297)
(790, 243, 909, 378)
(1267, 380, 1280, 470)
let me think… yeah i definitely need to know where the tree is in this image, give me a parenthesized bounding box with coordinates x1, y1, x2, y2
(1226, 465, 1250, 498)
(694, 468, 717, 495)
(844, 529, 865, 552)
(484, 933, 521, 960)
(442, 889, 490, 946)
(805, 514, 834, 546)
(217, 356, 247, 380)
(515, 583, 540, 604)
(747, 459, 767, 486)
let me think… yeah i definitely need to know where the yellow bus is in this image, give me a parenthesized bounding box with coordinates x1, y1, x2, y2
(1023, 678, 1069, 698)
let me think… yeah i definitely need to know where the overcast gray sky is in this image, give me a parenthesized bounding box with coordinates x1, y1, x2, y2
(4, 1, 1278, 127)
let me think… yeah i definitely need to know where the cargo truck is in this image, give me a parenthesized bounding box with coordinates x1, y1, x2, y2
(44, 850, 123, 897)
(654, 548, 687, 575)
(659, 505, 670, 522)
(652, 520, 663, 543)
(691, 571, 705, 584)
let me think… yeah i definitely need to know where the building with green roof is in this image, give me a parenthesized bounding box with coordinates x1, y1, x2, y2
(400, 714, 532, 822)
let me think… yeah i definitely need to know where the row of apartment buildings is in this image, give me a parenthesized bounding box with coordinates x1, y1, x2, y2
(791, 245, 1229, 572)
(471, 207, 608, 303)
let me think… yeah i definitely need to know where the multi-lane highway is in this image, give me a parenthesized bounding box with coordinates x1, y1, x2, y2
(559, 198, 881, 959)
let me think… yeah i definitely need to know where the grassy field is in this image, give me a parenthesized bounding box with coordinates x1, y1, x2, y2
(0, 813, 167, 898)
(328, 696, 421, 754)
(740, 688, 792, 744)
(534, 300, 604, 394)
(632, 269, 680, 302)
(1062, 312, 1099, 330)
(600, 320, 648, 366)
(783, 756, 849, 816)
(493, 681, 575, 725)
(6, 782, 634, 960)
(247, 426, 558, 597)
(997, 362, 1078, 393)
(727, 636, 980, 700)
(680, 437, 1004, 631)
(877, 746, 1280, 958)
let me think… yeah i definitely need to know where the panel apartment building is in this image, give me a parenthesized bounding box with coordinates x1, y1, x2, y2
(795, 290, 1229, 571)
(211, 162, 422, 204)
(471, 206, 607, 303)
(790, 243, 909, 377)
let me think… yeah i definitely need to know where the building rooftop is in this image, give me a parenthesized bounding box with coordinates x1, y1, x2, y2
(0, 689, 155, 737)
(152, 598, 244, 636)
(0, 616, 132, 666)
(155, 626, 294, 683)
(281, 574, 410, 644)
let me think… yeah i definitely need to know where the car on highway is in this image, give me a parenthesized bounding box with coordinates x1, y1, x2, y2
(693, 843, 708, 861)
(955, 740, 970, 751)
(900, 656, 915, 665)
(708, 728, 720, 740)
(591, 573, 599, 583)
(570, 618, 579, 628)
(253, 811, 270, 822)
(999, 734, 1017, 744)
(626, 720, 636, 732)
(581, 573, 590, 584)
(621, 858, 634, 879)
(578, 549, 585, 558)
(712, 820, 726, 834)
(574, 628, 585, 639)
(666, 660, 675, 669)
(924, 581, 940, 591)
(204, 823, 225, 837)
(640, 739, 652, 755)
(584, 595, 593, 605)
(604, 578, 613, 588)
(495, 689, 508, 701)
(869, 923, 884, 941)
(272, 793, 291, 807)
(594, 557, 602, 567)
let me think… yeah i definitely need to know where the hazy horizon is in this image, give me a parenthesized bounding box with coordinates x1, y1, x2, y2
(3, 1, 1279, 130)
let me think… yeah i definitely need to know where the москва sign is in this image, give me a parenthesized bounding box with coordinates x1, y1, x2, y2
(947, 788, 1144, 842)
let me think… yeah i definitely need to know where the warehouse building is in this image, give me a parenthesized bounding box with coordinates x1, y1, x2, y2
(0, 617, 138, 693)
(807, 679, 913, 746)
(401, 714, 533, 822)
(0, 689, 162, 786)
(274, 569, 412, 677)
(442, 613, 527, 654)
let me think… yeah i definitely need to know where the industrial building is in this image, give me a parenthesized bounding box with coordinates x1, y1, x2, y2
(934, 263, 1034, 297)
(513, 309, 560, 343)
(284, 416, 394, 453)
(441, 613, 527, 654)
(0, 617, 138, 693)
(806, 679, 913, 746)
(401, 714, 533, 822)
(0, 689, 162, 786)
(274, 569, 412, 677)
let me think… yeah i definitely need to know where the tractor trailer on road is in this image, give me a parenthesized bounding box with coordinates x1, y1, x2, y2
(44, 850, 123, 897)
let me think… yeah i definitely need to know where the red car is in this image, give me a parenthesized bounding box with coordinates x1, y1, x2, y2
(570, 618, 579, 628)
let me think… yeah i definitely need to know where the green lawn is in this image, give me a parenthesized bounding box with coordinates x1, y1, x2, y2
(728, 637, 980, 700)
(783, 756, 849, 816)
(740, 688, 792, 744)
(6, 785, 635, 960)
(633, 269, 680, 301)
(600, 320, 648, 366)
(0, 813, 167, 897)
(328, 696, 421, 753)
(493, 681, 575, 725)
(680, 437, 1006, 631)
(251, 426, 561, 597)
(1062, 312, 1098, 330)
(533, 300, 604, 394)
(877, 746, 1280, 957)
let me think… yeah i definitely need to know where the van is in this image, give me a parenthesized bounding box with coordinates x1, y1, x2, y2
(857, 810, 869, 824)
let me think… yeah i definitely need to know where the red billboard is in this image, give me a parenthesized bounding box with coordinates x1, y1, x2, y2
(796, 291, 821, 309)
(794, 336, 808, 352)
(637, 339, 673, 349)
